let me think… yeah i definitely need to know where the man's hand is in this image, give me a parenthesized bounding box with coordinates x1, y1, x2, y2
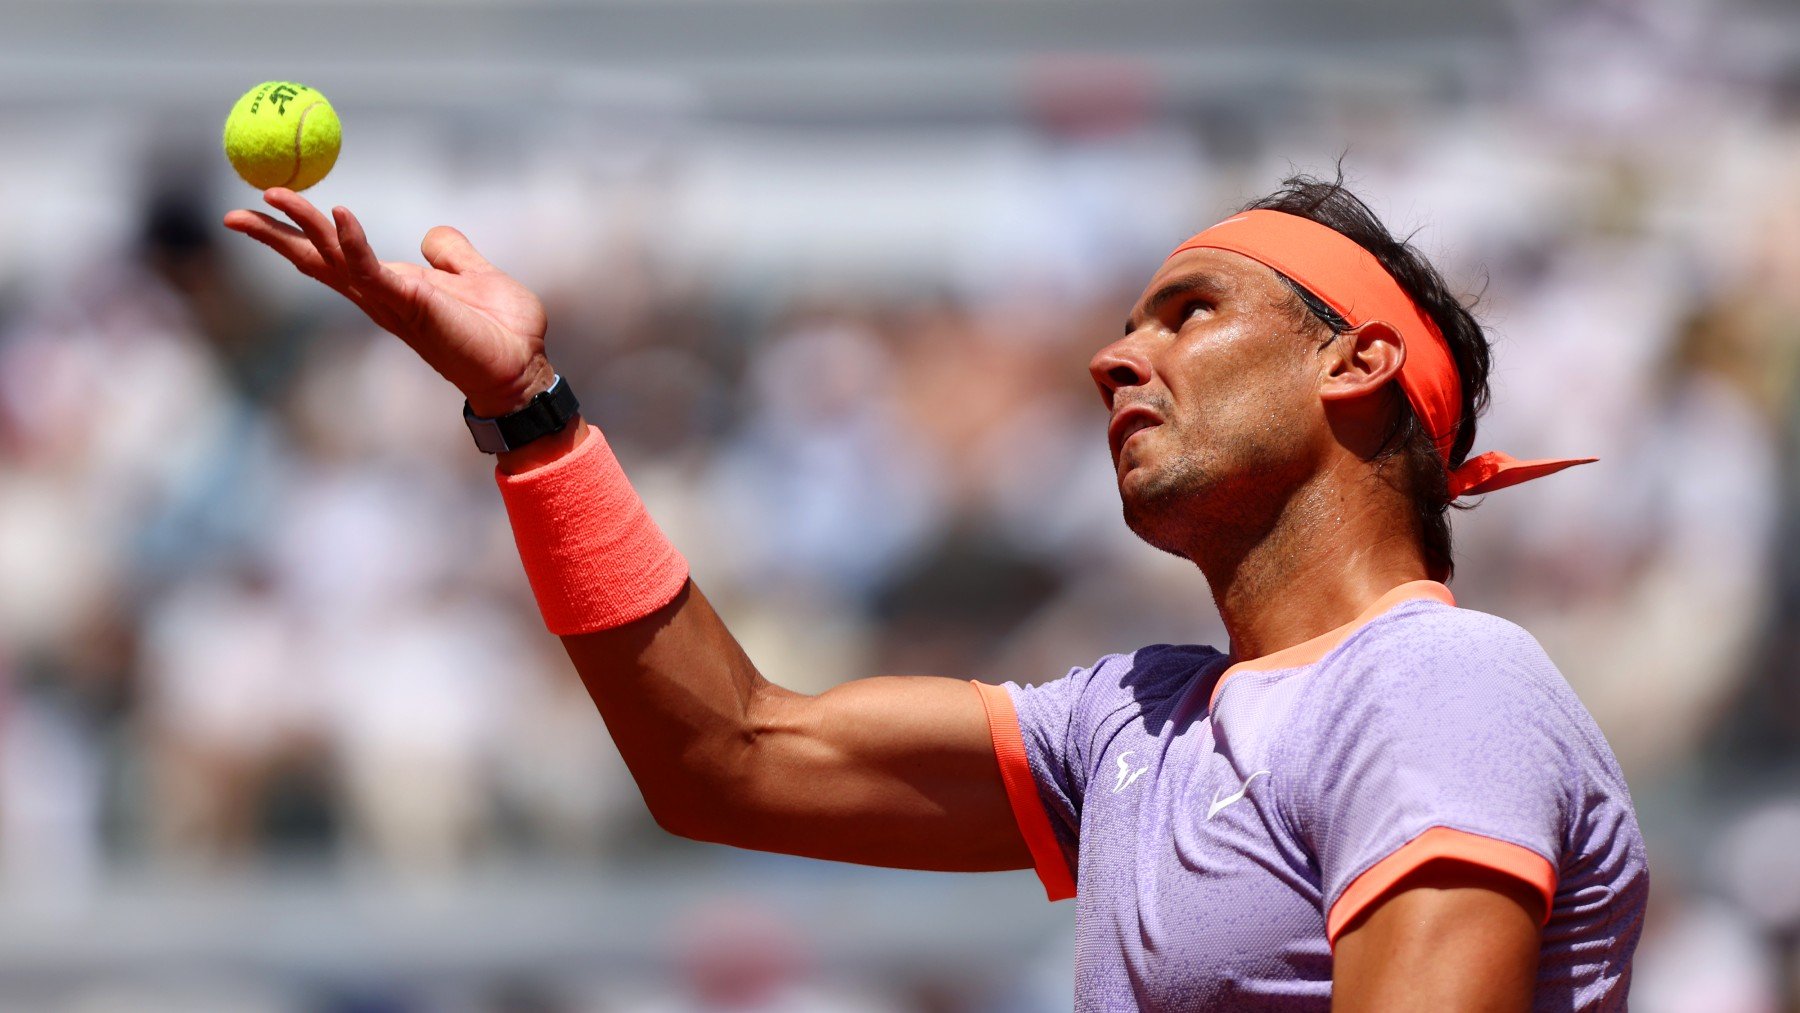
(223, 188, 553, 416)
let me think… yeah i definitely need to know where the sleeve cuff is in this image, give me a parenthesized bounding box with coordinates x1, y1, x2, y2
(970, 681, 1077, 902)
(1326, 826, 1556, 946)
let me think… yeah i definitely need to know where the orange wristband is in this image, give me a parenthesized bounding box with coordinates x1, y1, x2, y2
(495, 424, 689, 634)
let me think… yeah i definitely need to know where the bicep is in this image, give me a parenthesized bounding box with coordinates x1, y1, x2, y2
(726, 674, 1032, 872)
(1332, 860, 1544, 1013)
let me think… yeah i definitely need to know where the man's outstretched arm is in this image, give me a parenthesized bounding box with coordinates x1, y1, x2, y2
(224, 188, 1031, 875)
(563, 575, 1026, 871)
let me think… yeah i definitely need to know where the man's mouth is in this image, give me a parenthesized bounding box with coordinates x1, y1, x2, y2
(1108, 405, 1163, 460)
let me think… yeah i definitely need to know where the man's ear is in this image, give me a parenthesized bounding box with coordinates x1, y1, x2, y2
(1318, 320, 1407, 402)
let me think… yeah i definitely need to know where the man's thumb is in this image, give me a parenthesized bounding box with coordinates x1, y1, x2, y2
(420, 226, 495, 275)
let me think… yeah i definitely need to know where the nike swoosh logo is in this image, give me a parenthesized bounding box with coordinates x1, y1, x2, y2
(1206, 770, 1270, 821)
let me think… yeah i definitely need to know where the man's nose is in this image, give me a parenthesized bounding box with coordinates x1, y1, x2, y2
(1088, 333, 1154, 410)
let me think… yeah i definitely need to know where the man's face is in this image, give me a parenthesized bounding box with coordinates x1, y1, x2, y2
(1090, 248, 1329, 558)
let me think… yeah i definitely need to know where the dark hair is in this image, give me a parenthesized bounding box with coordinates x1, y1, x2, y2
(1239, 171, 1493, 582)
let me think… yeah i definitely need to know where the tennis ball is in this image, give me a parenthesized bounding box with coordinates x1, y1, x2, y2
(222, 81, 341, 191)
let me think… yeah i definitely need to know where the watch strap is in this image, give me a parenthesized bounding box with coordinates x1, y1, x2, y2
(464, 375, 581, 454)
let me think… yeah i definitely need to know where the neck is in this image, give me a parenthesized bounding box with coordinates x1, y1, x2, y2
(1191, 459, 1433, 664)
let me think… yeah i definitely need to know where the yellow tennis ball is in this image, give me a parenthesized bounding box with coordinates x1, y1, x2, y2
(222, 81, 341, 191)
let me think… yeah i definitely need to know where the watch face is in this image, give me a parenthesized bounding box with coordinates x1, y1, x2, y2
(466, 413, 512, 453)
(464, 378, 578, 453)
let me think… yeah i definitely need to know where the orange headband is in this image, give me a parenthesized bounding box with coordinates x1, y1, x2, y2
(1168, 209, 1594, 498)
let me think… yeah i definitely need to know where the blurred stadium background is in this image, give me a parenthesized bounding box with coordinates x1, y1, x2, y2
(2, 0, 1799, 1008)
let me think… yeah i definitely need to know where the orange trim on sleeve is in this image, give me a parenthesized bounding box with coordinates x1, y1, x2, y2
(970, 681, 1078, 902)
(1326, 826, 1557, 946)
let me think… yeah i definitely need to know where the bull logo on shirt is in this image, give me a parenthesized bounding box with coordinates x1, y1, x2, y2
(1114, 752, 1149, 793)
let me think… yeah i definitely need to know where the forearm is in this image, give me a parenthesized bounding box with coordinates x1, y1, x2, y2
(494, 413, 770, 832)
(558, 578, 774, 838)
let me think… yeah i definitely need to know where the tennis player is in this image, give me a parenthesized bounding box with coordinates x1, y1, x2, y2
(226, 174, 1647, 1010)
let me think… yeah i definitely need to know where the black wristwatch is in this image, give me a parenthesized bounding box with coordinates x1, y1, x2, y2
(463, 375, 581, 453)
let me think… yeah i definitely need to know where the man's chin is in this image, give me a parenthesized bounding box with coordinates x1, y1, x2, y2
(1121, 506, 1193, 560)
(1117, 459, 1216, 559)
(1120, 491, 1191, 560)
(1117, 459, 1174, 510)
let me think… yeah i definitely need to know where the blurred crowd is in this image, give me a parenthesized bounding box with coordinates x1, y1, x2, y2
(1, 0, 1799, 1008)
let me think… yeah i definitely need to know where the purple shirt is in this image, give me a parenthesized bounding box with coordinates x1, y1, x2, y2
(980, 581, 1647, 1011)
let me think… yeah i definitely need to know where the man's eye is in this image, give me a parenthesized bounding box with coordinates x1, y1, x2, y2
(1180, 299, 1211, 320)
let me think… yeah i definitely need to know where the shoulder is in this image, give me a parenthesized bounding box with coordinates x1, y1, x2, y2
(1009, 643, 1225, 736)
(1330, 600, 1574, 711)
(1026, 642, 1224, 694)
(1353, 600, 1549, 668)
(1300, 599, 1619, 777)
(1074, 642, 1227, 706)
(1091, 644, 1227, 738)
(1004, 643, 1226, 795)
